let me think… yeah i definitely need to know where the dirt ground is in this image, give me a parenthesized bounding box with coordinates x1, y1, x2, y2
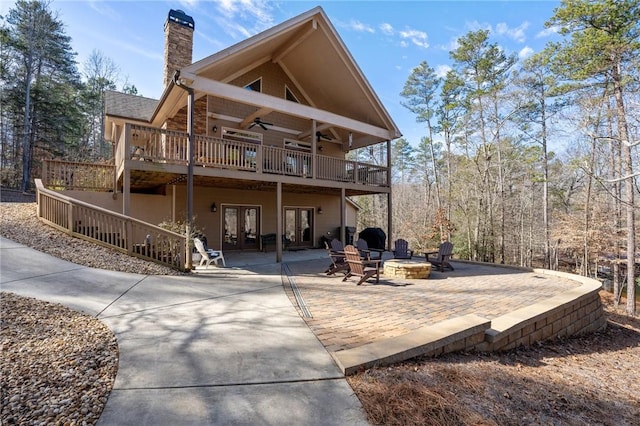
(348, 292, 640, 426)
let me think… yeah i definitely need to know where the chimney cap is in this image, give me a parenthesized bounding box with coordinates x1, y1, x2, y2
(167, 9, 195, 30)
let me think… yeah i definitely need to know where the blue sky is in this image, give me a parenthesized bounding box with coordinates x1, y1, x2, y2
(2, 0, 562, 146)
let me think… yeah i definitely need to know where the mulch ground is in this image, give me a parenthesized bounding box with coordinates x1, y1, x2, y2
(347, 292, 640, 426)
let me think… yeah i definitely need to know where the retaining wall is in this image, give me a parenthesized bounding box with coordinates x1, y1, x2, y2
(333, 266, 607, 375)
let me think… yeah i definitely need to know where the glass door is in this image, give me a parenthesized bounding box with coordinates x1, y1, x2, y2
(223, 206, 260, 251)
(284, 208, 313, 248)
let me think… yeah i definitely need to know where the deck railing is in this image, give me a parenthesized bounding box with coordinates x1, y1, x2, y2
(35, 179, 187, 271)
(123, 124, 388, 186)
(42, 160, 114, 191)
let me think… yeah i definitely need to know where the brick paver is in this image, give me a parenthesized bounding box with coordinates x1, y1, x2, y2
(285, 258, 580, 353)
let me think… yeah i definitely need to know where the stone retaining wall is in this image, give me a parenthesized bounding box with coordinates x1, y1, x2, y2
(332, 265, 607, 375)
(475, 268, 606, 352)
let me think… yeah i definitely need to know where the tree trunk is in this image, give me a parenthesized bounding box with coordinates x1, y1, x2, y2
(612, 63, 636, 316)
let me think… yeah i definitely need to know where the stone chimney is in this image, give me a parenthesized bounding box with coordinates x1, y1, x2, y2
(164, 9, 194, 88)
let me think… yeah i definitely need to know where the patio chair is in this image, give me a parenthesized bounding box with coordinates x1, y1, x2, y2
(324, 241, 349, 276)
(342, 245, 381, 285)
(330, 238, 344, 252)
(356, 238, 383, 260)
(425, 241, 454, 272)
(194, 237, 226, 268)
(392, 238, 413, 259)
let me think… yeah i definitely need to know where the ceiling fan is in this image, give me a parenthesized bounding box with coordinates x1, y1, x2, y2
(249, 117, 273, 130)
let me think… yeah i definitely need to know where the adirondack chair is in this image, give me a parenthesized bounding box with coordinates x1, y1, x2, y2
(425, 241, 454, 272)
(392, 238, 413, 259)
(356, 238, 383, 260)
(194, 238, 226, 268)
(330, 238, 344, 252)
(324, 241, 349, 276)
(342, 245, 381, 285)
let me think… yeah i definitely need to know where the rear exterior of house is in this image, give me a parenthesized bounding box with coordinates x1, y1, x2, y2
(40, 7, 400, 267)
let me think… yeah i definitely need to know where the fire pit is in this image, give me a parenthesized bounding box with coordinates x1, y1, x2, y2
(383, 259, 432, 279)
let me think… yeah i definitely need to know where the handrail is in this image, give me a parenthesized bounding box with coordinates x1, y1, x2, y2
(118, 125, 389, 187)
(35, 179, 187, 271)
(42, 160, 115, 191)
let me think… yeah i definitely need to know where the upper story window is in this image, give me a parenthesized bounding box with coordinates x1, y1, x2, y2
(222, 127, 263, 144)
(245, 78, 262, 92)
(285, 86, 299, 103)
(284, 139, 310, 152)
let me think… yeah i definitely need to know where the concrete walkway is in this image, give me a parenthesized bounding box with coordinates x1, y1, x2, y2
(0, 238, 368, 425)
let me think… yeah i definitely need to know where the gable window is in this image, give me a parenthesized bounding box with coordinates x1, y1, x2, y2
(245, 78, 262, 92)
(285, 86, 299, 103)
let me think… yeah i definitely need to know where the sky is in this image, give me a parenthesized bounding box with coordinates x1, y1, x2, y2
(1, 0, 563, 146)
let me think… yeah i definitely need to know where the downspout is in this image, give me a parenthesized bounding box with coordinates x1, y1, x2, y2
(173, 70, 194, 270)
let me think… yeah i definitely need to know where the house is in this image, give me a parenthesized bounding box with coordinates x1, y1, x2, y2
(40, 7, 400, 267)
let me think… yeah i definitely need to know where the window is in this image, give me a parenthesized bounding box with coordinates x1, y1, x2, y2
(284, 139, 312, 176)
(222, 127, 262, 144)
(285, 86, 299, 103)
(284, 139, 310, 152)
(222, 127, 262, 167)
(245, 78, 262, 92)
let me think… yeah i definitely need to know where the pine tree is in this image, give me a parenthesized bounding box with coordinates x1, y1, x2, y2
(547, 0, 639, 315)
(4, 0, 80, 191)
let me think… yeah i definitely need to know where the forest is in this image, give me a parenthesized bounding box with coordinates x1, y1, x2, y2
(352, 0, 639, 315)
(0, 1, 638, 315)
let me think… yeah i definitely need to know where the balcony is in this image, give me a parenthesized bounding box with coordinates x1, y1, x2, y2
(116, 124, 389, 191)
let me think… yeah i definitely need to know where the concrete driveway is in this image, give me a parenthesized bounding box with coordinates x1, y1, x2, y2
(0, 237, 368, 425)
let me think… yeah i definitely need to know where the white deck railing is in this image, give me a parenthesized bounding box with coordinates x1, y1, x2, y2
(125, 124, 388, 186)
(35, 179, 187, 271)
(43, 125, 388, 190)
(42, 160, 114, 192)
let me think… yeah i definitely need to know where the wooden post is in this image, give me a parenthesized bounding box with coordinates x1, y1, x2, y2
(276, 182, 282, 263)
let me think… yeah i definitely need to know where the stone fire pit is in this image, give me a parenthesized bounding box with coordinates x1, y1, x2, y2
(383, 259, 432, 279)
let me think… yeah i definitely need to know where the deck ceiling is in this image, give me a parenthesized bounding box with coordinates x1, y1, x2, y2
(126, 170, 381, 196)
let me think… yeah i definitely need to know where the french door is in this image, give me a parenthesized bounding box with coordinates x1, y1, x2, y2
(223, 206, 260, 251)
(284, 208, 313, 248)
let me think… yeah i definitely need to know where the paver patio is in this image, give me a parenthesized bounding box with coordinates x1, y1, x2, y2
(282, 257, 580, 353)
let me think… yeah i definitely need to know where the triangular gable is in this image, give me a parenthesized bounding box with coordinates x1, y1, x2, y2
(155, 6, 400, 148)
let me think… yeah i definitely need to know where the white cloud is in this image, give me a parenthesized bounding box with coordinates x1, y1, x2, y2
(88, 1, 120, 21)
(211, 0, 276, 38)
(348, 19, 375, 34)
(495, 21, 530, 43)
(536, 25, 559, 38)
(178, 0, 199, 7)
(435, 64, 451, 78)
(465, 20, 492, 33)
(380, 22, 394, 36)
(519, 46, 534, 59)
(399, 28, 429, 49)
(438, 37, 459, 52)
(99, 34, 163, 61)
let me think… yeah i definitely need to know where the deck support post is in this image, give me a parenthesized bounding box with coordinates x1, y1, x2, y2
(276, 182, 283, 263)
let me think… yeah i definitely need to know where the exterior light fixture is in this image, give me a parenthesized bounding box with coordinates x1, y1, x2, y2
(317, 207, 323, 214)
(210, 202, 217, 213)
(212, 125, 217, 133)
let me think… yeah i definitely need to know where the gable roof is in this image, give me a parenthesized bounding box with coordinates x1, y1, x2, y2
(184, 7, 398, 134)
(108, 7, 401, 148)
